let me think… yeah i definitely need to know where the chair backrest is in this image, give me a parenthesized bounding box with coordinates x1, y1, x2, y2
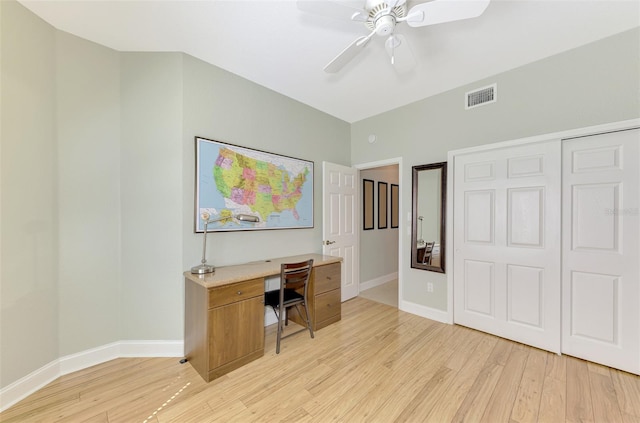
(422, 242, 435, 264)
(280, 259, 314, 295)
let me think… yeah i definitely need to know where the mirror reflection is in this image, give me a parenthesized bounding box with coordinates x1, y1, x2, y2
(412, 162, 446, 273)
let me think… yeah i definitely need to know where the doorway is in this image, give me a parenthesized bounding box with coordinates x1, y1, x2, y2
(355, 159, 402, 308)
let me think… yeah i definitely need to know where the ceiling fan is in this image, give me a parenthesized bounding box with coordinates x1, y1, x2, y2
(297, 0, 490, 73)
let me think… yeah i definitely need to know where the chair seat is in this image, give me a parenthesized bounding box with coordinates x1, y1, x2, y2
(265, 289, 304, 308)
(266, 259, 314, 353)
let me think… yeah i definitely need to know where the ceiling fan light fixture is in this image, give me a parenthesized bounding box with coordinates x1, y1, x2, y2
(386, 34, 402, 49)
(385, 34, 402, 65)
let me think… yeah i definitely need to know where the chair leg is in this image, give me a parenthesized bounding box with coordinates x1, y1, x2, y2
(299, 303, 314, 339)
(276, 303, 285, 354)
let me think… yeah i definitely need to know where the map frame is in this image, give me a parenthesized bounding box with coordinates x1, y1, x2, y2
(194, 137, 314, 233)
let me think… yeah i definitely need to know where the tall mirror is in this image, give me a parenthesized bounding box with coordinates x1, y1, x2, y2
(411, 162, 447, 273)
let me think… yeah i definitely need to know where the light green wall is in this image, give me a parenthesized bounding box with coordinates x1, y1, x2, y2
(56, 31, 121, 356)
(0, 0, 351, 390)
(0, 0, 59, 387)
(181, 54, 351, 269)
(120, 53, 184, 340)
(351, 27, 640, 311)
(360, 166, 399, 283)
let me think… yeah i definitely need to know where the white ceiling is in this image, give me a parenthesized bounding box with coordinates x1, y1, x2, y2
(19, 0, 640, 123)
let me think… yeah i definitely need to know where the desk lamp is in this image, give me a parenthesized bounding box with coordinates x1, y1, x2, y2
(191, 211, 260, 274)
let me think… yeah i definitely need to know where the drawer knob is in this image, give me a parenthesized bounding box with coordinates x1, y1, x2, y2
(237, 291, 242, 295)
(327, 276, 332, 280)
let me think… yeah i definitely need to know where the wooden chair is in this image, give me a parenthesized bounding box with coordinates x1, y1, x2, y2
(264, 259, 314, 354)
(422, 241, 435, 265)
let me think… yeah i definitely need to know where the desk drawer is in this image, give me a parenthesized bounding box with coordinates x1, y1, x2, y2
(314, 288, 341, 325)
(313, 263, 340, 294)
(209, 278, 264, 308)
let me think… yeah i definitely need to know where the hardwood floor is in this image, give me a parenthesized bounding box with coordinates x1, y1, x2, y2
(358, 280, 398, 308)
(2, 297, 640, 422)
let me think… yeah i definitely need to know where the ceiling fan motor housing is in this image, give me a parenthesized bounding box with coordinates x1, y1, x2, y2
(375, 15, 396, 35)
(364, 0, 407, 34)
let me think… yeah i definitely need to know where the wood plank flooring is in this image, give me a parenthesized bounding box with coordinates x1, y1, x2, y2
(2, 297, 640, 422)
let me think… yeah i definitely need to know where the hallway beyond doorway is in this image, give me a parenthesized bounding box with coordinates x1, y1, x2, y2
(359, 279, 398, 308)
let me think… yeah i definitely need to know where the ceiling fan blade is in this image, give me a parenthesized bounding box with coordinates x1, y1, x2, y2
(297, 0, 368, 22)
(385, 34, 416, 72)
(324, 35, 372, 73)
(406, 0, 490, 28)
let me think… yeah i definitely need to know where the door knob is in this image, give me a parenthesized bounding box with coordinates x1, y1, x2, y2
(323, 240, 336, 245)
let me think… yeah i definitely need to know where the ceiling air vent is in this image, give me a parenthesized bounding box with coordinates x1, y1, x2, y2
(465, 83, 497, 109)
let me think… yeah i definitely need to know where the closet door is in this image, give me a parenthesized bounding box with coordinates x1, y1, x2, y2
(562, 128, 639, 374)
(453, 139, 562, 353)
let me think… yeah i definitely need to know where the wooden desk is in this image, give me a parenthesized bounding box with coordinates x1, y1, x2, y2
(184, 253, 342, 382)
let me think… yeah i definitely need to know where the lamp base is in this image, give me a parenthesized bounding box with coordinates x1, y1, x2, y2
(190, 264, 215, 274)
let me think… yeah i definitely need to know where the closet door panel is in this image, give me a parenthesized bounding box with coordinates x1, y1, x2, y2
(562, 128, 639, 374)
(508, 187, 544, 247)
(454, 139, 562, 353)
(464, 190, 495, 244)
(572, 183, 620, 251)
(463, 259, 495, 317)
(570, 271, 618, 344)
(507, 264, 544, 328)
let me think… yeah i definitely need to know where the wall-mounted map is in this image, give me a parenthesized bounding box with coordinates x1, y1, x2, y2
(195, 137, 314, 232)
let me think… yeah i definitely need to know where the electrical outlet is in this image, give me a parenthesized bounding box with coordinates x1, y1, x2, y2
(427, 282, 434, 293)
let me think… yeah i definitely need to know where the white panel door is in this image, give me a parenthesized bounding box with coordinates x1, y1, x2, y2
(453, 140, 562, 353)
(322, 162, 359, 301)
(562, 129, 640, 374)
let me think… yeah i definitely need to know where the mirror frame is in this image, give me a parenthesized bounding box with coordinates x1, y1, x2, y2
(411, 162, 447, 273)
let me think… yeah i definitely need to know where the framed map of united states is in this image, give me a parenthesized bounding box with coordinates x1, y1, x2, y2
(194, 137, 314, 232)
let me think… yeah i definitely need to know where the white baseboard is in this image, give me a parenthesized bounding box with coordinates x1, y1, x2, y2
(0, 359, 60, 413)
(58, 341, 121, 376)
(399, 300, 452, 324)
(359, 272, 398, 292)
(0, 340, 183, 412)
